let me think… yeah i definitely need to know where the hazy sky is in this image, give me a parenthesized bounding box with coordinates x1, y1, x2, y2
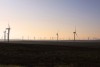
(0, 0, 100, 40)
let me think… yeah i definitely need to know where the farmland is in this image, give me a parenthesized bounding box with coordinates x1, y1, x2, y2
(0, 41, 100, 67)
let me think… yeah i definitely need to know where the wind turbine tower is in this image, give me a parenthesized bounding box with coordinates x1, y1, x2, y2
(4, 30, 6, 41)
(6, 24, 11, 42)
(22, 36, 24, 40)
(73, 27, 77, 41)
(56, 33, 59, 41)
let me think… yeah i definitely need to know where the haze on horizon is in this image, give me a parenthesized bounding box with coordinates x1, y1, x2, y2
(0, 0, 100, 40)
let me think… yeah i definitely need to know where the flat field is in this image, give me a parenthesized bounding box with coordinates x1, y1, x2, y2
(0, 40, 100, 67)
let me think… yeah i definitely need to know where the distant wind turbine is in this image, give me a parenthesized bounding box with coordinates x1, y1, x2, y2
(28, 36, 29, 40)
(34, 37, 35, 40)
(4, 30, 6, 41)
(88, 37, 90, 40)
(73, 27, 78, 41)
(51, 37, 53, 40)
(22, 36, 24, 40)
(56, 33, 59, 41)
(6, 24, 11, 42)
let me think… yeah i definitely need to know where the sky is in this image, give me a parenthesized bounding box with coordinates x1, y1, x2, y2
(0, 0, 100, 40)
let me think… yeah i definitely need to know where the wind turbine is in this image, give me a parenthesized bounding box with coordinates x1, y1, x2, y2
(34, 36, 35, 40)
(73, 27, 78, 41)
(22, 36, 24, 40)
(88, 37, 90, 40)
(56, 33, 59, 41)
(6, 24, 11, 42)
(4, 30, 6, 41)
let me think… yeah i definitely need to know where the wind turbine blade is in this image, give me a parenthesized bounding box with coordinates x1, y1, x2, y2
(8, 24, 10, 28)
(76, 33, 78, 37)
(75, 26, 76, 32)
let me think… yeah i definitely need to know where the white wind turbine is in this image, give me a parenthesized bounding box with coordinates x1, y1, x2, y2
(6, 24, 11, 42)
(56, 33, 59, 41)
(73, 27, 78, 41)
(4, 30, 6, 41)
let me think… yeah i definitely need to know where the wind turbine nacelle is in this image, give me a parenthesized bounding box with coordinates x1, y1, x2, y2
(73, 32, 76, 33)
(6, 28, 10, 29)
